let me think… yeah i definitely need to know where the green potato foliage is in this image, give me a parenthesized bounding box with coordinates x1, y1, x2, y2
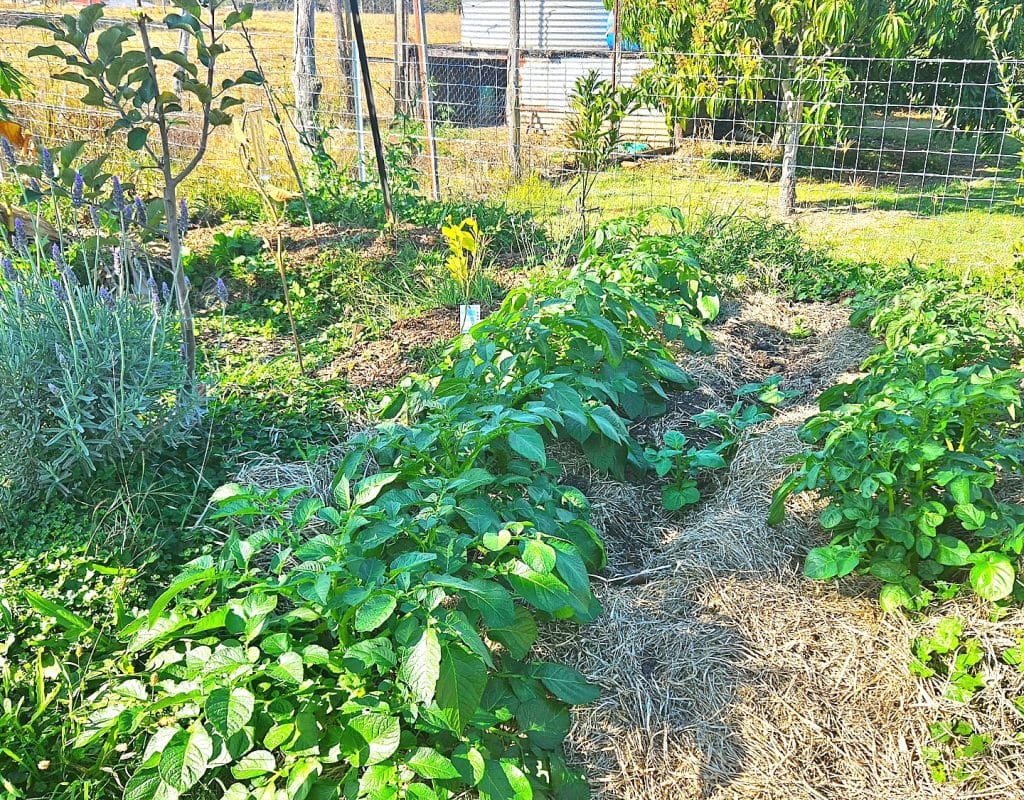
(26, 211, 718, 800)
(772, 278, 1024, 607)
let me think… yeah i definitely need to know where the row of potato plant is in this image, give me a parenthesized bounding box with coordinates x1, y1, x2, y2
(20, 210, 719, 800)
(771, 276, 1024, 608)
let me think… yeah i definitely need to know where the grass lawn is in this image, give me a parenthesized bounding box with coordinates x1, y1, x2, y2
(504, 158, 1022, 276)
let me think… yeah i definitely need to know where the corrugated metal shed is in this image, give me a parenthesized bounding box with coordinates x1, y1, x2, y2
(520, 54, 670, 145)
(462, 0, 609, 51)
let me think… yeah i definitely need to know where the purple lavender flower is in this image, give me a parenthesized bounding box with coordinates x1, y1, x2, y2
(40, 147, 53, 180)
(215, 277, 229, 306)
(110, 176, 126, 215)
(178, 198, 189, 234)
(28, 177, 40, 195)
(55, 343, 68, 369)
(71, 171, 84, 208)
(47, 382, 60, 396)
(98, 286, 114, 308)
(13, 218, 27, 251)
(161, 281, 171, 303)
(51, 242, 66, 270)
(89, 205, 101, 230)
(50, 278, 67, 303)
(133, 197, 148, 228)
(148, 275, 160, 306)
(1, 137, 16, 169)
(2, 256, 15, 283)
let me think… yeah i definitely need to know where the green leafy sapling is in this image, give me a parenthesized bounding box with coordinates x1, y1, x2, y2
(22, 0, 263, 388)
(647, 401, 769, 511)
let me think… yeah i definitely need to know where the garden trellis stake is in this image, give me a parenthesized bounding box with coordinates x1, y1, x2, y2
(348, 0, 393, 222)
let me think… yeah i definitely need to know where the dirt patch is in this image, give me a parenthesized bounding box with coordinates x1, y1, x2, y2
(546, 292, 1024, 800)
(185, 221, 443, 267)
(318, 307, 461, 388)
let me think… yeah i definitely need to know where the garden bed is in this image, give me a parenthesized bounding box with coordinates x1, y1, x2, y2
(546, 292, 1024, 800)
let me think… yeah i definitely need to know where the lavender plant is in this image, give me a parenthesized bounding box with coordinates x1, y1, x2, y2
(0, 252, 192, 507)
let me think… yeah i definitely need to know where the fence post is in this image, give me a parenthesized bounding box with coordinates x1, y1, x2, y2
(413, 0, 440, 201)
(173, 29, 189, 95)
(610, 0, 620, 91)
(508, 0, 522, 180)
(394, 0, 408, 116)
(293, 0, 321, 154)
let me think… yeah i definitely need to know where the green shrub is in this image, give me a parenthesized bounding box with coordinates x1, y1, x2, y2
(0, 259, 194, 509)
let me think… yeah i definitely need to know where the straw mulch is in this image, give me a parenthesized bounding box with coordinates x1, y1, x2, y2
(545, 293, 1024, 800)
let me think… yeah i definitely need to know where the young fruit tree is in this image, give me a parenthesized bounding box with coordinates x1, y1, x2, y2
(21, 1, 263, 387)
(613, 0, 960, 215)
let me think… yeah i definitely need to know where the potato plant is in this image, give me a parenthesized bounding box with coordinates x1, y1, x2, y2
(772, 278, 1024, 607)
(35, 214, 720, 799)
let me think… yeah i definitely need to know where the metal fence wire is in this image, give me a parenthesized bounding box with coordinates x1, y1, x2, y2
(0, 10, 1021, 221)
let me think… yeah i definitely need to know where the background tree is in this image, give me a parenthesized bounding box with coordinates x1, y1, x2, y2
(23, 0, 263, 388)
(613, 1, 993, 215)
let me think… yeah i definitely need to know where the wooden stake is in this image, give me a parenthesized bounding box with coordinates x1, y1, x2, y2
(413, 0, 440, 201)
(348, 0, 394, 223)
(274, 234, 306, 376)
(508, 0, 522, 180)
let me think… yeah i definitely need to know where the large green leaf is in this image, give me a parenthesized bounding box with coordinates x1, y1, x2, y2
(158, 725, 213, 793)
(123, 770, 179, 800)
(231, 750, 276, 780)
(23, 590, 91, 634)
(344, 713, 401, 765)
(489, 606, 538, 659)
(205, 687, 255, 738)
(407, 746, 461, 779)
(508, 428, 547, 467)
(401, 626, 441, 704)
(969, 553, 1015, 601)
(355, 594, 398, 632)
(507, 564, 577, 615)
(478, 759, 535, 800)
(435, 644, 488, 733)
(535, 663, 600, 705)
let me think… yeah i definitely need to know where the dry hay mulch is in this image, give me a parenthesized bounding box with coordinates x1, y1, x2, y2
(544, 293, 1024, 800)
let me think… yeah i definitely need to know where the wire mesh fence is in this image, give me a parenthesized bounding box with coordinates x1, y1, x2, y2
(0, 6, 1020, 224)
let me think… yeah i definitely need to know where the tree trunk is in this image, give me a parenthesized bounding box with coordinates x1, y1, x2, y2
(293, 0, 322, 154)
(507, 0, 521, 180)
(672, 119, 685, 150)
(163, 182, 195, 389)
(778, 86, 802, 216)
